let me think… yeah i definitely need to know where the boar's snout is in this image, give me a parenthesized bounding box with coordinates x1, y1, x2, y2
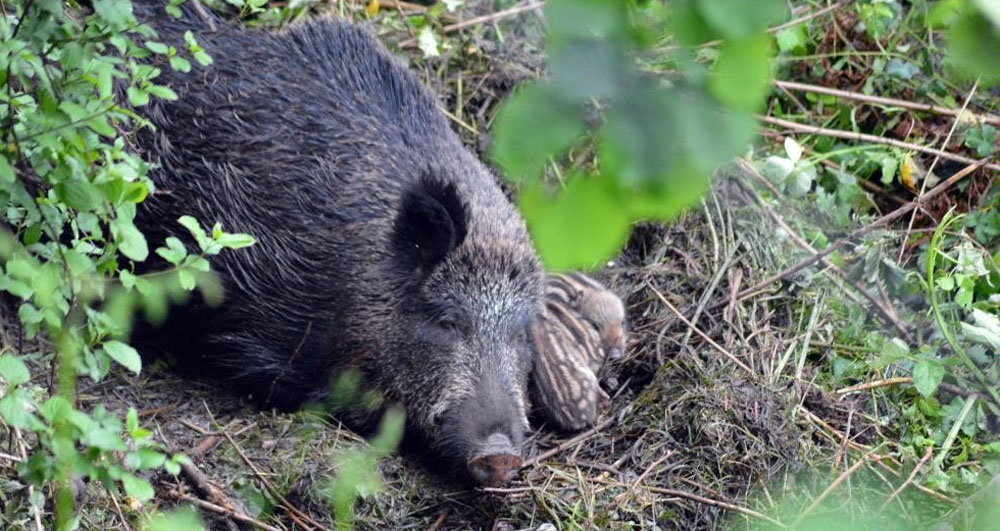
(468, 433, 523, 487)
(442, 359, 529, 487)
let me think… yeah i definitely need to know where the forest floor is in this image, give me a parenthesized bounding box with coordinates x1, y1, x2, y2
(2, 1, 999, 530)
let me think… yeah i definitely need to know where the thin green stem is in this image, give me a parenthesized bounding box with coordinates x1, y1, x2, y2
(926, 209, 1000, 408)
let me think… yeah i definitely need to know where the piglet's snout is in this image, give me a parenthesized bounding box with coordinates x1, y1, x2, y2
(468, 433, 523, 487)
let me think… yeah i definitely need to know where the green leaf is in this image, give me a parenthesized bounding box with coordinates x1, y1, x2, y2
(519, 175, 629, 270)
(0, 389, 37, 429)
(886, 58, 921, 80)
(164, 459, 181, 476)
(599, 86, 678, 186)
(5, 279, 33, 300)
(215, 232, 256, 250)
(709, 35, 772, 111)
(913, 359, 945, 397)
(145, 41, 169, 54)
(89, 115, 117, 138)
(0, 155, 14, 184)
(93, 0, 135, 28)
(870, 337, 910, 369)
(417, 26, 440, 58)
(669, 0, 717, 45)
(177, 269, 196, 291)
(126, 407, 139, 434)
(973, 0, 1000, 28)
(103, 340, 142, 374)
(115, 222, 149, 262)
(491, 83, 586, 181)
(0, 354, 30, 386)
(156, 237, 187, 265)
(121, 473, 154, 502)
(17, 303, 43, 325)
(549, 39, 628, 102)
(127, 86, 150, 107)
(948, 7, 1000, 83)
(698, 0, 788, 39)
(147, 85, 179, 101)
(127, 448, 166, 470)
(545, 0, 629, 42)
(966, 345, 990, 365)
(56, 180, 104, 211)
(178, 216, 210, 251)
(936, 275, 956, 291)
(40, 396, 73, 423)
(775, 25, 808, 54)
(123, 182, 149, 204)
(147, 506, 205, 531)
(955, 287, 974, 308)
(169, 55, 192, 72)
(120, 270, 136, 290)
(961, 309, 1000, 353)
(964, 124, 997, 157)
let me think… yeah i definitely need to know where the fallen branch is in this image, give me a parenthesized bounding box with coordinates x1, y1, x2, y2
(759, 115, 1000, 172)
(774, 80, 1000, 127)
(791, 453, 873, 527)
(898, 79, 981, 265)
(179, 460, 230, 508)
(400, 1, 545, 48)
(879, 446, 934, 513)
(221, 430, 325, 529)
(645, 486, 788, 528)
(836, 377, 913, 395)
(168, 489, 281, 531)
(837, 377, 983, 398)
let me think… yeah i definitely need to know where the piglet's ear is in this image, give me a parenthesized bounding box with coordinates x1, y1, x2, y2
(392, 177, 468, 274)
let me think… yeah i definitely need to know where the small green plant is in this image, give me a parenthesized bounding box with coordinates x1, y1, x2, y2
(0, 1, 253, 528)
(491, 0, 781, 269)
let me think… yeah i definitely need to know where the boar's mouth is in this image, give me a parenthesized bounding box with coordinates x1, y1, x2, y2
(466, 433, 523, 487)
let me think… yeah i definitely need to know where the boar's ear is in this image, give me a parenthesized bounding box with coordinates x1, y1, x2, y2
(392, 177, 469, 274)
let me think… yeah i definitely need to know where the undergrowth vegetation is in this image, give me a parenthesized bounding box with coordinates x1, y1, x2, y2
(0, 0, 998, 529)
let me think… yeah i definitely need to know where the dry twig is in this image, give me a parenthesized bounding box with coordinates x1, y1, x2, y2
(645, 486, 788, 528)
(879, 446, 934, 513)
(897, 79, 982, 261)
(792, 453, 873, 527)
(168, 489, 282, 531)
(522, 416, 616, 468)
(836, 377, 913, 395)
(774, 80, 1000, 126)
(400, 1, 545, 48)
(760, 115, 1000, 172)
(220, 430, 325, 529)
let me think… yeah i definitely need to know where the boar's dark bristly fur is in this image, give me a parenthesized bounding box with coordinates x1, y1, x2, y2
(130, 4, 543, 486)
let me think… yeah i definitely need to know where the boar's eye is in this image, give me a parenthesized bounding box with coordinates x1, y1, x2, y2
(434, 314, 467, 336)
